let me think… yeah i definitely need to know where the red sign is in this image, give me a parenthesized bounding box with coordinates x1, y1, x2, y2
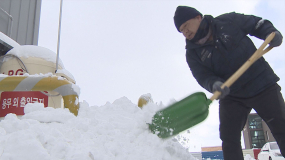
(0, 91, 49, 117)
(253, 148, 261, 160)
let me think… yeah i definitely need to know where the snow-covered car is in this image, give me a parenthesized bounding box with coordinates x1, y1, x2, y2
(258, 142, 285, 160)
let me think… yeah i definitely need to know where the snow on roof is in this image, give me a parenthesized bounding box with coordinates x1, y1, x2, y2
(6, 45, 65, 68)
(1, 41, 77, 83)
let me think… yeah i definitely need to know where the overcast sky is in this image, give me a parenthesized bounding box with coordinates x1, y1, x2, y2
(38, 0, 285, 149)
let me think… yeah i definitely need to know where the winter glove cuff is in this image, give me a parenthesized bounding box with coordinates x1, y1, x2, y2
(268, 31, 283, 47)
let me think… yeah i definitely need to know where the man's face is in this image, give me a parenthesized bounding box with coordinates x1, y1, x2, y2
(179, 15, 202, 40)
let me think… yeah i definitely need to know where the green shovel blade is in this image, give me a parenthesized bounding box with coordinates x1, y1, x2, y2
(149, 92, 212, 139)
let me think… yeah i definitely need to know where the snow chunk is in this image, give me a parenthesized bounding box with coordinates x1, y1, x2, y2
(22, 103, 75, 123)
(24, 102, 45, 114)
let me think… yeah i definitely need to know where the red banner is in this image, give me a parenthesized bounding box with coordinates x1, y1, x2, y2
(0, 91, 48, 117)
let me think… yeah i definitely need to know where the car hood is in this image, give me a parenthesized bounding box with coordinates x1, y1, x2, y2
(271, 149, 281, 155)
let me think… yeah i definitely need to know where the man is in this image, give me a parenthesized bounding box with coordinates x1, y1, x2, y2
(173, 6, 285, 160)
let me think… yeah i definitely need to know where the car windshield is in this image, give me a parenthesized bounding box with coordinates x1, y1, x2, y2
(270, 142, 280, 150)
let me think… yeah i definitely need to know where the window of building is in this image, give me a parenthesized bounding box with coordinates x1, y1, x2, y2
(250, 130, 266, 148)
(248, 115, 263, 129)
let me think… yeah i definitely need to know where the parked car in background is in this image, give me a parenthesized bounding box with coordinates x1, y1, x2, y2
(258, 142, 285, 160)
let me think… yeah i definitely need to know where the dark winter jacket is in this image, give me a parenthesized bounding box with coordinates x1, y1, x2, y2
(186, 12, 280, 98)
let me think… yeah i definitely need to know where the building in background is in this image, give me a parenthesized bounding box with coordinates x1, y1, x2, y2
(243, 113, 275, 149)
(0, 0, 41, 45)
(201, 146, 223, 160)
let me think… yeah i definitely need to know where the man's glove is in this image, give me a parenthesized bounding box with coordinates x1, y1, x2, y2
(269, 31, 283, 47)
(212, 81, 230, 99)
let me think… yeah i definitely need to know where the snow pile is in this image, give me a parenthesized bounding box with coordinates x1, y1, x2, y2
(0, 97, 196, 160)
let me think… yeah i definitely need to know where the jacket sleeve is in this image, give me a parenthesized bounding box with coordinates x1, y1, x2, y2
(186, 50, 225, 93)
(218, 12, 278, 40)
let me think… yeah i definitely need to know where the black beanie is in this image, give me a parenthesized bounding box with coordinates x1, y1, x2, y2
(174, 6, 202, 32)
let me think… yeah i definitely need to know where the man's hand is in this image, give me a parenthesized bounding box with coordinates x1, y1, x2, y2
(212, 81, 230, 99)
(269, 31, 283, 47)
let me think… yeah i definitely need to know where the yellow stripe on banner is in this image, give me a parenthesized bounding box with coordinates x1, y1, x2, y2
(0, 76, 79, 116)
(31, 77, 70, 91)
(0, 77, 27, 91)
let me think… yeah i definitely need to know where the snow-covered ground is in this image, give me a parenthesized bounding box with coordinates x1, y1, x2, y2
(0, 97, 258, 160)
(0, 98, 197, 160)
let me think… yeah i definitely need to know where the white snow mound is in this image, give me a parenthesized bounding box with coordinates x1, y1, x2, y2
(0, 97, 196, 160)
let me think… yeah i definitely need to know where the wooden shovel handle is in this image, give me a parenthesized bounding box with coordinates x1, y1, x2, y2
(210, 32, 275, 101)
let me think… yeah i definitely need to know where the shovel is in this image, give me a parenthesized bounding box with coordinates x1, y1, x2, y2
(149, 32, 275, 139)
